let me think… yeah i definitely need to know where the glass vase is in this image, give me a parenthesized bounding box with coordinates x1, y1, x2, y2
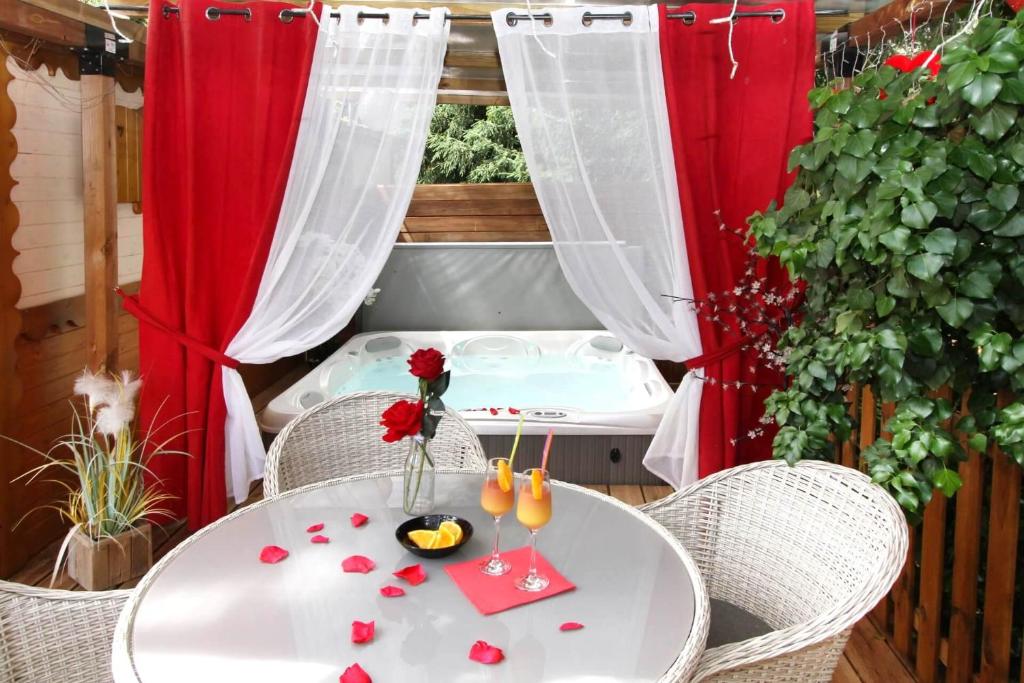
(403, 437, 435, 515)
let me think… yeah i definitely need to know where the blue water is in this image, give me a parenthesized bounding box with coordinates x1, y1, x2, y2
(334, 356, 635, 412)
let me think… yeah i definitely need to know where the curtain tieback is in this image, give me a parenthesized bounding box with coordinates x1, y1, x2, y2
(682, 336, 753, 372)
(117, 288, 241, 369)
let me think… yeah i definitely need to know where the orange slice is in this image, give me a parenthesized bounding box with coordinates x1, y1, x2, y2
(436, 526, 457, 549)
(497, 460, 513, 492)
(439, 520, 463, 544)
(407, 529, 436, 549)
(531, 469, 544, 500)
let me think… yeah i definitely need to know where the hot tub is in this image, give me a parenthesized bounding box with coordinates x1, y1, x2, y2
(260, 331, 673, 484)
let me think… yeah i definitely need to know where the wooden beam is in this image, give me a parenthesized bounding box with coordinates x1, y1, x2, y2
(847, 0, 965, 47)
(0, 41, 25, 579)
(81, 74, 119, 372)
(0, 0, 84, 46)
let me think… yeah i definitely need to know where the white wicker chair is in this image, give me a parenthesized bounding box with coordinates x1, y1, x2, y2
(264, 390, 488, 497)
(640, 460, 908, 682)
(0, 580, 130, 682)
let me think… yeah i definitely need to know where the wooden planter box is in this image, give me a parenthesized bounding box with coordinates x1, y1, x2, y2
(68, 523, 152, 591)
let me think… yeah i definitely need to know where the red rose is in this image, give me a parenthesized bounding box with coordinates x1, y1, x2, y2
(380, 399, 424, 443)
(407, 348, 445, 381)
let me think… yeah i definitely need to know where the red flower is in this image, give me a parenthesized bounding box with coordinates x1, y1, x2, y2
(885, 50, 941, 77)
(468, 640, 505, 664)
(393, 563, 427, 586)
(259, 545, 289, 564)
(407, 348, 445, 381)
(351, 620, 375, 644)
(380, 399, 424, 443)
(339, 663, 371, 683)
(350, 513, 369, 528)
(342, 555, 376, 573)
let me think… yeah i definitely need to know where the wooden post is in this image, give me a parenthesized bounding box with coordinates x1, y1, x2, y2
(80, 66, 118, 371)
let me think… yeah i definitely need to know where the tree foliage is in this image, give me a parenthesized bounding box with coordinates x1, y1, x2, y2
(749, 9, 1024, 518)
(418, 105, 530, 184)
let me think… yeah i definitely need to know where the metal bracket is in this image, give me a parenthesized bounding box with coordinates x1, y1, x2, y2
(76, 25, 128, 77)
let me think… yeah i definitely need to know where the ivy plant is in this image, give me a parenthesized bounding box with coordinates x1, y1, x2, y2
(749, 9, 1024, 518)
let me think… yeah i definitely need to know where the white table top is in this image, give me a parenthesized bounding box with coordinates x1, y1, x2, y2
(114, 471, 703, 682)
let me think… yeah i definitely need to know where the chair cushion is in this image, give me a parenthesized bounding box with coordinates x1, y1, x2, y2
(707, 599, 774, 648)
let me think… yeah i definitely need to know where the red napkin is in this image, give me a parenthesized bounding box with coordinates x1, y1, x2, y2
(444, 546, 575, 615)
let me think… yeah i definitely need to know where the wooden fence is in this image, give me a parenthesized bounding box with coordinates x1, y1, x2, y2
(841, 386, 1023, 683)
(402, 183, 549, 242)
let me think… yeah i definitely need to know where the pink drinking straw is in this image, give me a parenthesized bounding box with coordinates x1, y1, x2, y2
(540, 428, 555, 471)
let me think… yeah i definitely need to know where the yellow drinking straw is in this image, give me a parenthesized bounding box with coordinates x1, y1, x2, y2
(498, 413, 525, 492)
(508, 412, 526, 468)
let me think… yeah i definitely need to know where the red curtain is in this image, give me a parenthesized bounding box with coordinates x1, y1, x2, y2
(136, 1, 317, 527)
(659, 1, 815, 476)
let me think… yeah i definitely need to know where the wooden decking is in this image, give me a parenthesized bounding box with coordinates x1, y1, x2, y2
(10, 482, 915, 683)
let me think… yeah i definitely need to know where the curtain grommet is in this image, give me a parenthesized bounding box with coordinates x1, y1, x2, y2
(279, 9, 294, 23)
(771, 8, 786, 23)
(684, 11, 696, 25)
(622, 11, 633, 26)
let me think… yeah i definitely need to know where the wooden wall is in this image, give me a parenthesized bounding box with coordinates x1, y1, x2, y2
(402, 183, 550, 242)
(6, 55, 143, 309)
(0, 36, 145, 577)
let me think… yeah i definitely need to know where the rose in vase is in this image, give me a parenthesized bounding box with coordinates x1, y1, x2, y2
(381, 348, 452, 514)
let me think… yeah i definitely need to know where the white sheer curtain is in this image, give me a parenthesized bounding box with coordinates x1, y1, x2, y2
(494, 6, 703, 487)
(221, 6, 450, 501)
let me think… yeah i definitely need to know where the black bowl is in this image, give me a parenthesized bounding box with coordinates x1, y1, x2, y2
(396, 514, 474, 559)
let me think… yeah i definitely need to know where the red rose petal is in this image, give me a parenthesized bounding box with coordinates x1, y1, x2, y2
(379, 585, 406, 597)
(339, 663, 371, 683)
(259, 545, 289, 564)
(508, 407, 520, 414)
(560, 622, 584, 631)
(350, 513, 369, 528)
(489, 407, 499, 415)
(469, 640, 504, 665)
(311, 535, 330, 544)
(393, 563, 426, 586)
(306, 522, 325, 533)
(351, 620, 375, 644)
(342, 555, 376, 573)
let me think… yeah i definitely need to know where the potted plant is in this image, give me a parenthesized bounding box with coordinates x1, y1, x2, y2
(10, 369, 180, 590)
(379, 348, 451, 514)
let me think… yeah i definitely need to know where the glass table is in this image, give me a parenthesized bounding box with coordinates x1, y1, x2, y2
(113, 471, 707, 682)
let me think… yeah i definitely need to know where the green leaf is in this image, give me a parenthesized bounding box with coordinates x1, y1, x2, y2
(986, 183, 1020, 212)
(901, 201, 938, 230)
(910, 327, 943, 357)
(836, 310, 862, 334)
(968, 432, 988, 451)
(907, 253, 946, 280)
(994, 213, 1024, 237)
(970, 103, 1018, 141)
(878, 328, 907, 351)
(963, 73, 1003, 108)
(876, 295, 896, 317)
(936, 297, 974, 327)
(960, 270, 996, 298)
(922, 227, 957, 255)
(879, 227, 912, 252)
(932, 468, 962, 497)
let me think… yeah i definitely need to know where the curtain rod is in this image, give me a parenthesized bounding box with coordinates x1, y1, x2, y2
(112, 5, 847, 24)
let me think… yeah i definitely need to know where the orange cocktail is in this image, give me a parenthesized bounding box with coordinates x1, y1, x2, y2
(480, 478, 515, 517)
(480, 457, 515, 576)
(516, 477, 552, 530)
(515, 468, 552, 592)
